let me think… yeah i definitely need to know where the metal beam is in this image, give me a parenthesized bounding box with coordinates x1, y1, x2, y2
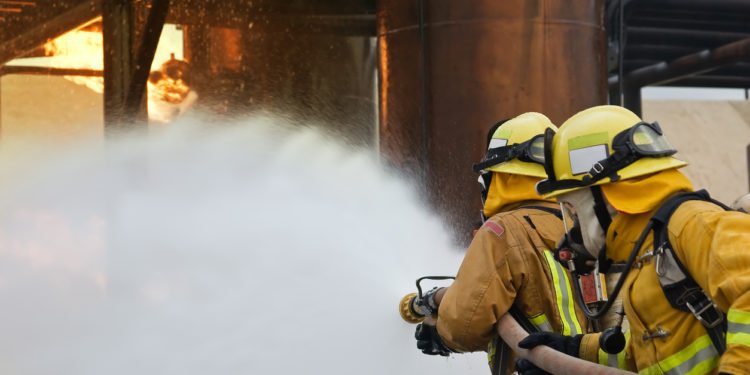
(0, 66, 101, 77)
(623, 85, 641, 117)
(124, 0, 169, 121)
(608, 78, 622, 105)
(102, 0, 134, 133)
(0, 0, 100, 65)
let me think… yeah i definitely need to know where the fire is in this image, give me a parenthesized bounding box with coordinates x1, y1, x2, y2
(43, 17, 104, 93)
(41, 18, 193, 123)
(148, 54, 197, 124)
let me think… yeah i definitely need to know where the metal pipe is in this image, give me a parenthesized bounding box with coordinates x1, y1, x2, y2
(611, 36, 750, 90)
(629, 17, 750, 34)
(627, 27, 750, 47)
(641, 0, 750, 10)
(625, 44, 699, 61)
(659, 75, 750, 88)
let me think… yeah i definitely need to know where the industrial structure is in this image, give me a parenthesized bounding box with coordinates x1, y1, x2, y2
(1, 0, 748, 243)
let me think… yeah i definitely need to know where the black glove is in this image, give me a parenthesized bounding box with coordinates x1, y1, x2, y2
(518, 332, 583, 357)
(515, 358, 551, 375)
(415, 323, 452, 356)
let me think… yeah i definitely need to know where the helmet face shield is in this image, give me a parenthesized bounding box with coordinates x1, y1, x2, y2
(527, 134, 546, 165)
(472, 134, 546, 173)
(624, 122, 676, 156)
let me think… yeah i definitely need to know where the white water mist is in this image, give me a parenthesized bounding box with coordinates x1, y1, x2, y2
(0, 116, 486, 374)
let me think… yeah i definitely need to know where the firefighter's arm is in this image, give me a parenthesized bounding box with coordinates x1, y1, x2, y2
(436, 221, 518, 352)
(671, 204, 750, 374)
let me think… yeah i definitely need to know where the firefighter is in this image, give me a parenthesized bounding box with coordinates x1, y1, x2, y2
(414, 112, 589, 374)
(518, 105, 750, 374)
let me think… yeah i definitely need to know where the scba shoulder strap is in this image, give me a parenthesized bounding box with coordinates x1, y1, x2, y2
(649, 189, 731, 354)
(519, 205, 563, 220)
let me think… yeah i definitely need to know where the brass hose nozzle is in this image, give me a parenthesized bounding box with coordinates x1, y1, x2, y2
(399, 292, 425, 324)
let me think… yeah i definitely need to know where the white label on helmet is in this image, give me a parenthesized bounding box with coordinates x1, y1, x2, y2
(488, 139, 508, 150)
(569, 145, 608, 175)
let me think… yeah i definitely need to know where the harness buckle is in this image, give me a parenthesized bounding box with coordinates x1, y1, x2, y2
(642, 326, 670, 341)
(591, 162, 605, 174)
(654, 244, 666, 277)
(686, 299, 724, 329)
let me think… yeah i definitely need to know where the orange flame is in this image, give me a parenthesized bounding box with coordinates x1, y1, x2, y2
(42, 18, 192, 123)
(43, 18, 104, 93)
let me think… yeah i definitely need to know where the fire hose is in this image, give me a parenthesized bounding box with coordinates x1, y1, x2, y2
(494, 314, 633, 375)
(400, 282, 634, 375)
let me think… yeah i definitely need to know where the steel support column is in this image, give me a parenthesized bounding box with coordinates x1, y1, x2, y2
(102, 0, 135, 134)
(623, 85, 642, 117)
(125, 0, 170, 121)
(377, 0, 607, 244)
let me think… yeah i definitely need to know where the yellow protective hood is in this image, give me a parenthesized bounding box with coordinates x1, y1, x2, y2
(601, 168, 694, 214)
(483, 172, 553, 218)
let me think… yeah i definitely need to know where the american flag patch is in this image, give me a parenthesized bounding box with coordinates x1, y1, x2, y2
(483, 221, 505, 237)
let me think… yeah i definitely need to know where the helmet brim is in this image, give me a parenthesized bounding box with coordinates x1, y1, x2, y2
(538, 155, 687, 199)
(486, 159, 547, 178)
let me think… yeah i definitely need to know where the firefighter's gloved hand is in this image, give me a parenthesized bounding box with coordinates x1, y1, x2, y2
(515, 358, 551, 375)
(415, 323, 452, 356)
(518, 332, 583, 357)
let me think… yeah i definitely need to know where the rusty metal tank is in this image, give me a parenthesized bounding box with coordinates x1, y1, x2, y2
(377, 0, 606, 244)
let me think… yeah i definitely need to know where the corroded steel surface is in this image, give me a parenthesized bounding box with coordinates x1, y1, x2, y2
(377, 0, 606, 243)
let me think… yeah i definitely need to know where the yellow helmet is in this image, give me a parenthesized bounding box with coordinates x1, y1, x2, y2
(536, 105, 687, 198)
(473, 112, 558, 178)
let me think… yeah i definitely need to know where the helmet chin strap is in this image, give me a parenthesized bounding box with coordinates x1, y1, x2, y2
(590, 186, 614, 272)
